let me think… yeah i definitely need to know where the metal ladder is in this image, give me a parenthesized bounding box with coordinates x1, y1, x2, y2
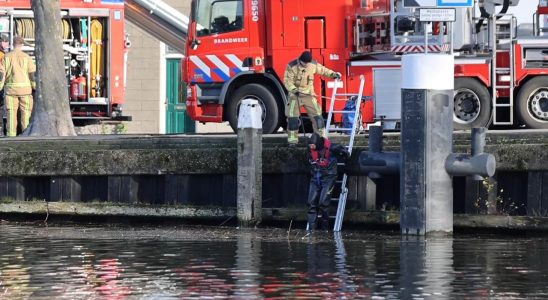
(327, 75, 366, 232)
(491, 15, 516, 125)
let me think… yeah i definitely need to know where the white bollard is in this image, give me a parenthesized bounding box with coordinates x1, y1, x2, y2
(237, 99, 262, 130)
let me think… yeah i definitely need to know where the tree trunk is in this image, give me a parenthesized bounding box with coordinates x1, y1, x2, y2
(23, 0, 75, 136)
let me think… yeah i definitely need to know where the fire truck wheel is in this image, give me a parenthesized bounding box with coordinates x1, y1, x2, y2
(517, 76, 548, 129)
(227, 84, 279, 134)
(453, 78, 492, 130)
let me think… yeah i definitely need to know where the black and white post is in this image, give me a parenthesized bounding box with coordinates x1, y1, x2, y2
(400, 54, 457, 235)
(400, 54, 495, 235)
(237, 99, 263, 227)
(361, 54, 495, 235)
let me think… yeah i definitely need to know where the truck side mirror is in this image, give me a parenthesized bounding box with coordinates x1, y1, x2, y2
(191, 38, 201, 50)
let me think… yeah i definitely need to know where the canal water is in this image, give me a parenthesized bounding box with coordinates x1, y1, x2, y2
(1, 224, 547, 299)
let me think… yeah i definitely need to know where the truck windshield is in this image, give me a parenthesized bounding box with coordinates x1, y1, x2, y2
(194, 0, 243, 37)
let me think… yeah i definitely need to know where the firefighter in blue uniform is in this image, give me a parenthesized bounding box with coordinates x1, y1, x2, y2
(306, 133, 349, 230)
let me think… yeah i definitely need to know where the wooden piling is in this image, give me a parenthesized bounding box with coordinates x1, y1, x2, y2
(237, 99, 263, 227)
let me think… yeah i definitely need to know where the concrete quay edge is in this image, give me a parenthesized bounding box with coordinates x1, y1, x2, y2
(0, 131, 545, 176)
(2, 201, 548, 231)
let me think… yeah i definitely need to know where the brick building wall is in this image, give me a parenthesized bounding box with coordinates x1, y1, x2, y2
(124, 0, 190, 134)
(123, 0, 231, 134)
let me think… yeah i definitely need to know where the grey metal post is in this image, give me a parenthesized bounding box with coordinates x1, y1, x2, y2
(364, 126, 382, 210)
(400, 54, 496, 235)
(237, 99, 262, 227)
(445, 128, 495, 179)
(471, 127, 487, 181)
(359, 125, 400, 210)
(359, 125, 400, 178)
(365, 177, 377, 211)
(400, 54, 455, 235)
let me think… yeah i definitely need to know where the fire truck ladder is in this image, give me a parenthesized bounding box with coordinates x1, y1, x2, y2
(327, 75, 366, 232)
(491, 15, 516, 125)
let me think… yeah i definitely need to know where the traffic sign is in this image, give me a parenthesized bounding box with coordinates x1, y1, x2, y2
(419, 8, 456, 22)
(404, 0, 472, 7)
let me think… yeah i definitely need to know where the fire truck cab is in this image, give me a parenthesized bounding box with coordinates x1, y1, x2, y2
(184, 0, 548, 133)
(185, 0, 355, 133)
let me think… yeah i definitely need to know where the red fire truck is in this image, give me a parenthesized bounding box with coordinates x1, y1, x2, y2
(0, 0, 131, 124)
(184, 0, 548, 133)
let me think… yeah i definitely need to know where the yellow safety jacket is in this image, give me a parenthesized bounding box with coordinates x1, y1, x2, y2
(0, 48, 36, 95)
(283, 59, 337, 96)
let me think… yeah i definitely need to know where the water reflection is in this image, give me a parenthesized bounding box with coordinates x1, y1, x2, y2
(0, 225, 547, 298)
(0, 246, 34, 298)
(400, 237, 454, 299)
(234, 233, 261, 298)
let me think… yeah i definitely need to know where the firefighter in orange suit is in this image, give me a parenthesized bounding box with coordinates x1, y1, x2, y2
(0, 37, 36, 137)
(283, 51, 341, 145)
